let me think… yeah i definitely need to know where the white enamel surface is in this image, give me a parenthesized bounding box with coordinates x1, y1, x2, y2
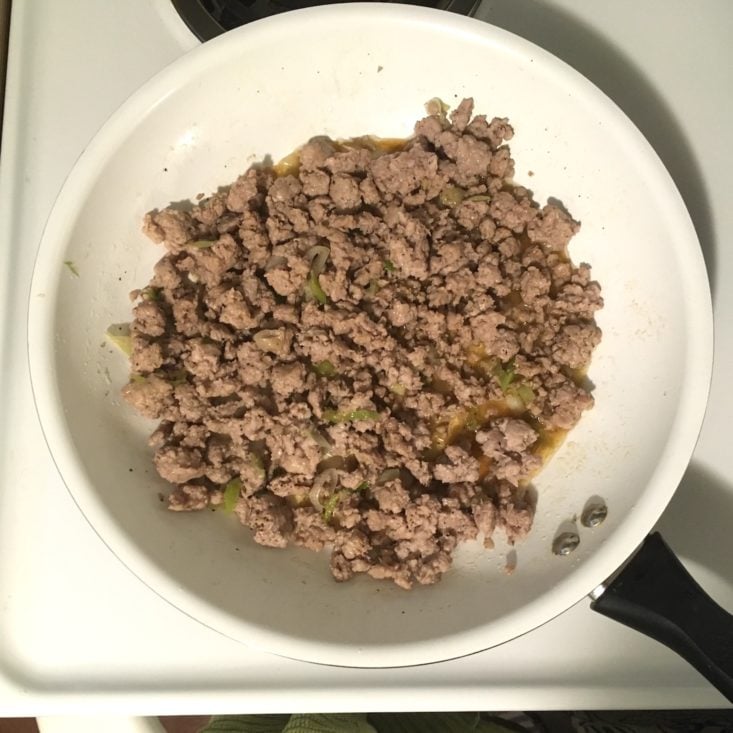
(38, 718, 163, 733)
(26, 5, 711, 668)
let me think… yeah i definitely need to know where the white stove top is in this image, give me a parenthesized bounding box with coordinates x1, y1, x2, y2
(1, 0, 731, 714)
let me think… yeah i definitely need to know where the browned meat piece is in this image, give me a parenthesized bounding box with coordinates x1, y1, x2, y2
(498, 418, 539, 453)
(324, 147, 371, 176)
(178, 233, 241, 287)
(130, 337, 164, 374)
(329, 174, 362, 210)
(468, 308, 505, 340)
(371, 480, 410, 514)
(268, 473, 309, 498)
(132, 301, 167, 338)
(235, 494, 293, 548)
(213, 287, 261, 331)
(527, 204, 580, 251)
(182, 338, 220, 378)
(154, 445, 206, 484)
(553, 274, 604, 320)
(438, 505, 479, 542)
(330, 551, 356, 582)
(545, 382, 594, 430)
(268, 175, 302, 204)
(386, 299, 415, 327)
(142, 209, 197, 248)
(124, 98, 602, 589)
(495, 482, 535, 544)
(238, 455, 267, 496)
(466, 115, 514, 150)
(192, 193, 227, 227)
(235, 341, 272, 387)
(433, 445, 480, 483)
(365, 509, 408, 537)
(300, 169, 330, 197)
(475, 420, 542, 487)
(489, 191, 537, 233)
(453, 135, 494, 186)
(270, 362, 306, 397)
(264, 257, 309, 298)
(299, 136, 337, 171)
(450, 97, 474, 133)
(266, 424, 320, 477)
(335, 528, 371, 561)
(488, 146, 514, 179)
(226, 168, 272, 212)
(404, 495, 441, 537)
(370, 147, 439, 199)
(414, 114, 443, 144)
(429, 240, 467, 275)
(472, 499, 498, 548)
(121, 375, 174, 419)
(520, 265, 551, 303)
(454, 200, 490, 231)
(292, 507, 336, 550)
(168, 484, 209, 511)
(552, 322, 603, 369)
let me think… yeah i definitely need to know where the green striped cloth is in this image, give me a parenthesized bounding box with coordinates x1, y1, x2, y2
(200, 713, 515, 733)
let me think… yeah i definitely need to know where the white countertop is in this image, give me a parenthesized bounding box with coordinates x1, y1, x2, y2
(0, 0, 731, 714)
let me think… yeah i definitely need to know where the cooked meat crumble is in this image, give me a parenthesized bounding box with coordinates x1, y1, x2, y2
(121, 98, 603, 589)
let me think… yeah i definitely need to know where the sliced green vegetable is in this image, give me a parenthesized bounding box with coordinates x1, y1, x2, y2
(322, 482, 369, 522)
(492, 360, 516, 392)
(64, 260, 79, 277)
(249, 453, 266, 476)
(307, 427, 333, 453)
(366, 280, 380, 297)
(439, 186, 465, 208)
(253, 329, 287, 354)
(514, 384, 536, 405)
(322, 409, 380, 424)
(377, 468, 401, 484)
(389, 383, 406, 396)
(303, 246, 330, 305)
(383, 260, 396, 272)
(141, 286, 162, 301)
(223, 478, 242, 513)
(425, 97, 450, 118)
(322, 491, 343, 522)
(305, 271, 328, 305)
(153, 367, 187, 385)
(465, 408, 482, 432)
(313, 359, 337, 378)
(105, 323, 133, 356)
(307, 245, 330, 276)
(130, 374, 147, 383)
(189, 239, 216, 249)
(465, 194, 491, 203)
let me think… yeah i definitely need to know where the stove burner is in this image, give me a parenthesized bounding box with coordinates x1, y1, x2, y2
(172, 0, 478, 41)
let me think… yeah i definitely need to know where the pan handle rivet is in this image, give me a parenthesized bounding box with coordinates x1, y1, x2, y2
(552, 531, 580, 556)
(581, 502, 608, 528)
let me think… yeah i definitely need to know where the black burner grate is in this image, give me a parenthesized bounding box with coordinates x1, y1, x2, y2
(172, 0, 478, 41)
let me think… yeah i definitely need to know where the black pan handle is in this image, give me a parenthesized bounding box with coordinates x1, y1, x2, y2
(590, 532, 733, 702)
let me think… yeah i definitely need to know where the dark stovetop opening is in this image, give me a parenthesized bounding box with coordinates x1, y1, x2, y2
(172, 0, 478, 41)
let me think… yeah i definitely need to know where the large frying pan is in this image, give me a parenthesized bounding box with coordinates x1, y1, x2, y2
(27, 4, 730, 699)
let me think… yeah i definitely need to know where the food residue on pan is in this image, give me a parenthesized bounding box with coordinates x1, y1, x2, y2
(112, 98, 603, 589)
(64, 260, 79, 277)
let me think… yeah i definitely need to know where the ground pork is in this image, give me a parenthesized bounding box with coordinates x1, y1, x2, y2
(120, 97, 602, 589)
